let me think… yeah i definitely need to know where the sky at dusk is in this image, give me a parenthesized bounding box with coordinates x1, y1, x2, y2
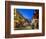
(16, 9, 35, 20)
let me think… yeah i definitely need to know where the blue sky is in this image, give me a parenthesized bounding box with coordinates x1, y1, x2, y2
(16, 9, 35, 20)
